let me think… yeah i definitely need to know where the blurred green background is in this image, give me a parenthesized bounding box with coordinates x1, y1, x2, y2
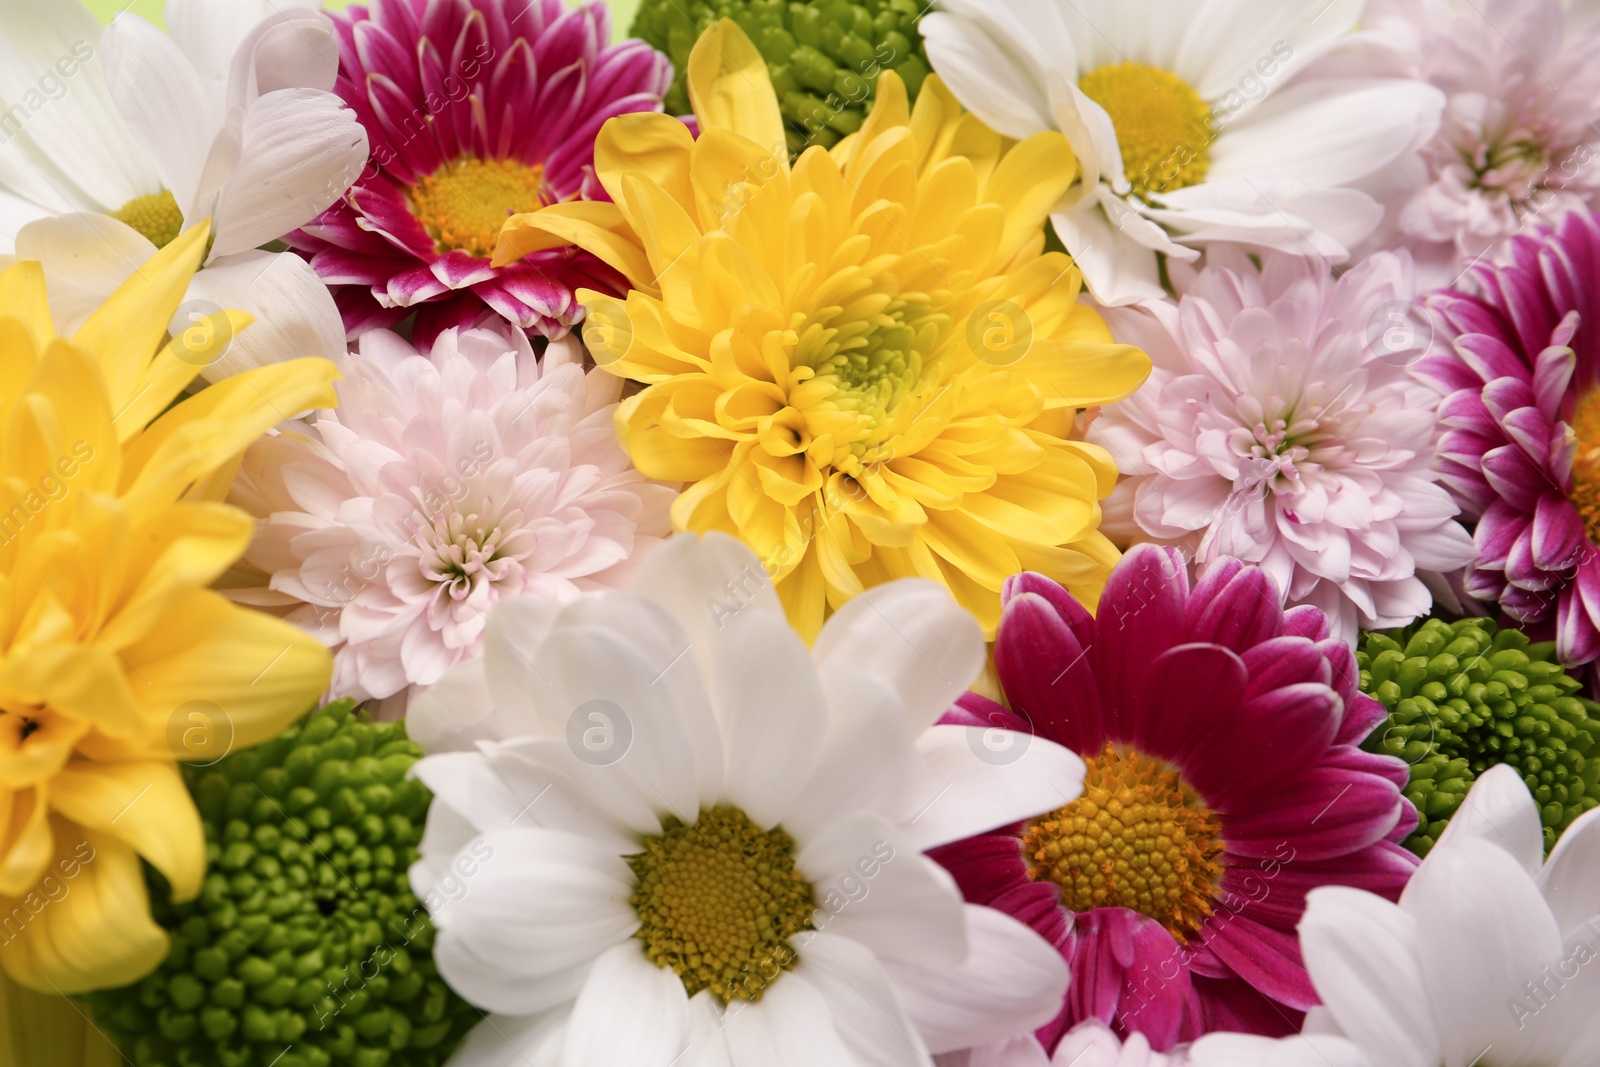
(82, 0, 643, 37)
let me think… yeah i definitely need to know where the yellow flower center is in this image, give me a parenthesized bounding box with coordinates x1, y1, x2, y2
(1078, 62, 1212, 200)
(1022, 743, 1224, 942)
(408, 157, 547, 259)
(627, 804, 816, 1003)
(1570, 388, 1600, 541)
(111, 190, 185, 249)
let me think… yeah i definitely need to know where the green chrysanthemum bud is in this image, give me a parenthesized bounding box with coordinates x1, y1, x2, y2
(85, 701, 478, 1067)
(1358, 617, 1600, 857)
(632, 0, 931, 157)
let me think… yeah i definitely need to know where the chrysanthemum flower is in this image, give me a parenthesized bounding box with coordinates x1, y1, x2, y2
(0, 0, 368, 379)
(496, 19, 1150, 639)
(929, 547, 1418, 1050)
(1090, 249, 1474, 642)
(918, 0, 1444, 305)
(1419, 211, 1600, 664)
(1359, 617, 1600, 856)
(1353, 0, 1600, 287)
(630, 0, 931, 155)
(0, 224, 336, 994)
(86, 700, 479, 1067)
(1191, 764, 1600, 1067)
(229, 324, 675, 712)
(287, 0, 672, 347)
(405, 533, 1086, 1066)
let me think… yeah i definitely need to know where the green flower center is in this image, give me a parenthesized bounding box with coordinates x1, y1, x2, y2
(1360, 618, 1600, 856)
(628, 804, 815, 1003)
(111, 190, 185, 248)
(1022, 742, 1224, 942)
(1078, 62, 1213, 200)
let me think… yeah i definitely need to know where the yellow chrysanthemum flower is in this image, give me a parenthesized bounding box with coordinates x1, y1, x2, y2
(0, 224, 337, 995)
(496, 19, 1150, 638)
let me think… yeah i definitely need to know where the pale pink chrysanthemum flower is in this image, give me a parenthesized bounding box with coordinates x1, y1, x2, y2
(1088, 248, 1475, 642)
(229, 323, 676, 711)
(1354, 0, 1600, 287)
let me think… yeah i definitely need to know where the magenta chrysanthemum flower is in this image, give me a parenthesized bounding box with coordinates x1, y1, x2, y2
(1420, 212, 1600, 664)
(288, 0, 671, 346)
(929, 546, 1418, 1051)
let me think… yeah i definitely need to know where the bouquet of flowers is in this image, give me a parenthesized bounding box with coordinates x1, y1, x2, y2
(2, 0, 1598, 1063)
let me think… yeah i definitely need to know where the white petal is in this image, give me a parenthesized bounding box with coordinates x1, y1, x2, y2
(885, 903, 1069, 1054)
(799, 931, 930, 1067)
(1208, 79, 1443, 188)
(481, 594, 564, 736)
(797, 814, 966, 969)
(1146, 176, 1382, 259)
(101, 13, 213, 215)
(1298, 886, 1436, 1067)
(1423, 763, 1544, 881)
(445, 1009, 568, 1067)
(811, 577, 984, 732)
(428, 826, 637, 1017)
(899, 725, 1085, 851)
(561, 942, 691, 1067)
(221, 7, 341, 113)
(630, 532, 783, 682)
(1175, 0, 1364, 99)
(0, 0, 158, 210)
(721, 971, 855, 1066)
(0, 187, 49, 248)
(1541, 805, 1600, 933)
(1190, 1032, 1372, 1067)
(12, 211, 153, 330)
(1408, 837, 1563, 1066)
(681, 993, 734, 1067)
(165, 0, 277, 103)
(405, 658, 501, 754)
(181, 249, 347, 381)
(209, 86, 368, 258)
(920, 1, 1055, 140)
(1050, 200, 1166, 307)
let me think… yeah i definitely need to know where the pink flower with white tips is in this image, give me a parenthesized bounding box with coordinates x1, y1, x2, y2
(288, 0, 672, 347)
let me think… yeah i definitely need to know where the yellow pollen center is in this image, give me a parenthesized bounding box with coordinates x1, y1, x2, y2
(1569, 389, 1600, 540)
(628, 804, 816, 1003)
(1022, 743, 1224, 941)
(408, 157, 547, 258)
(110, 190, 184, 249)
(1078, 62, 1213, 200)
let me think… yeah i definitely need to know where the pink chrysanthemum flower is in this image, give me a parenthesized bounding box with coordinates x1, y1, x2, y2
(929, 547, 1419, 1051)
(288, 0, 671, 346)
(1357, 0, 1600, 286)
(228, 325, 676, 711)
(1089, 248, 1475, 642)
(1420, 211, 1600, 664)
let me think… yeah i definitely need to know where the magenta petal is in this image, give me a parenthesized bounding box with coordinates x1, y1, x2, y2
(1223, 767, 1400, 861)
(1335, 691, 1389, 748)
(1481, 443, 1550, 511)
(1092, 545, 1191, 736)
(1280, 605, 1330, 642)
(1182, 682, 1340, 805)
(1128, 643, 1249, 770)
(1114, 917, 1190, 1051)
(1239, 637, 1330, 703)
(1187, 565, 1286, 655)
(1200, 912, 1317, 1011)
(1002, 571, 1096, 649)
(1476, 501, 1532, 565)
(995, 592, 1104, 753)
(1184, 976, 1302, 1040)
(926, 833, 1028, 906)
(990, 882, 1073, 949)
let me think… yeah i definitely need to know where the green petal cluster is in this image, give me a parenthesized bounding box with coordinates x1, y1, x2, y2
(1358, 618, 1600, 857)
(632, 0, 930, 156)
(85, 701, 478, 1067)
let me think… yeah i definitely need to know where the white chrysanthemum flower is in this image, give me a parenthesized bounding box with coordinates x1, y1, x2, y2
(921, 0, 1444, 305)
(404, 533, 1083, 1067)
(229, 325, 675, 711)
(1088, 248, 1474, 641)
(0, 0, 367, 378)
(940, 1022, 1187, 1067)
(1350, 0, 1600, 287)
(1190, 764, 1600, 1067)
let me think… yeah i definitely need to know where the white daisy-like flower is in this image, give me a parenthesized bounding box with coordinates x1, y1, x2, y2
(920, 0, 1444, 304)
(1190, 764, 1600, 1067)
(0, 0, 367, 378)
(941, 1022, 1187, 1067)
(229, 325, 676, 712)
(404, 533, 1084, 1067)
(1088, 247, 1474, 641)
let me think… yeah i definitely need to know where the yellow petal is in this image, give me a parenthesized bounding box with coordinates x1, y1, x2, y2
(0, 822, 167, 995)
(686, 19, 786, 162)
(593, 111, 696, 215)
(0, 261, 54, 353)
(982, 132, 1079, 266)
(0, 967, 122, 1065)
(494, 201, 655, 287)
(49, 760, 202, 902)
(0, 787, 51, 898)
(100, 501, 254, 651)
(1016, 338, 1152, 408)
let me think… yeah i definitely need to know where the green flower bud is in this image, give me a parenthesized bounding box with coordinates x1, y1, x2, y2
(85, 701, 478, 1066)
(1358, 618, 1600, 857)
(631, 0, 931, 156)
